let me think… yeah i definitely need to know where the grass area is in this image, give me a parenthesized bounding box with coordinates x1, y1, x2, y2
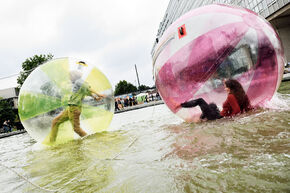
(277, 80, 290, 94)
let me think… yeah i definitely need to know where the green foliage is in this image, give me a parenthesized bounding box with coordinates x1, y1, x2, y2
(17, 54, 54, 90)
(138, 84, 151, 91)
(114, 80, 137, 96)
(0, 99, 16, 126)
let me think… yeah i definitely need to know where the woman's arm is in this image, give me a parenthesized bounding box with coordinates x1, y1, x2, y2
(220, 100, 231, 117)
(220, 94, 240, 117)
(227, 94, 240, 115)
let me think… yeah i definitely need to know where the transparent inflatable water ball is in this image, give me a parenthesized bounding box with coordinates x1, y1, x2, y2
(153, 4, 285, 122)
(18, 58, 114, 145)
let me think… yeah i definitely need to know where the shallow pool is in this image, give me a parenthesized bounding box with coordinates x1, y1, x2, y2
(0, 92, 289, 192)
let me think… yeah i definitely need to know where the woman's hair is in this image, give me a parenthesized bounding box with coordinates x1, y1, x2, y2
(224, 79, 251, 112)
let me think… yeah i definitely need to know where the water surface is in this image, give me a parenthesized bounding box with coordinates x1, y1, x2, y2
(0, 91, 289, 192)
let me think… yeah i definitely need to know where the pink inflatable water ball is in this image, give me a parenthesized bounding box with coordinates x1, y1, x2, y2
(153, 4, 285, 122)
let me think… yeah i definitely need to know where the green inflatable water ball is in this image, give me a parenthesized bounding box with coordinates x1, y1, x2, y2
(18, 58, 114, 145)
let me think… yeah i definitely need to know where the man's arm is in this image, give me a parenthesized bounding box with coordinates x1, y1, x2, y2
(89, 88, 106, 101)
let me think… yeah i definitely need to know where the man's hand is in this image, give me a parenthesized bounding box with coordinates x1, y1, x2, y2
(94, 95, 102, 101)
(93, 94, 106, 101)
(98, 94, 106, 98)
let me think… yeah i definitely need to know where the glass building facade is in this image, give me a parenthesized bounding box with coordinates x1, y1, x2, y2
(152, 0, 290, 62)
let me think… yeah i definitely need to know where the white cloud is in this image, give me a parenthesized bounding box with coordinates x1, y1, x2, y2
(0, 1, 66, 49)
(0, 0, 169, 88)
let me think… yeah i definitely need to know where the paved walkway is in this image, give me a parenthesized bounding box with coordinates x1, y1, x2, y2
(114, 100, 164, 114)
(282, 73, 290, 81)
(0, 130, 26, 139)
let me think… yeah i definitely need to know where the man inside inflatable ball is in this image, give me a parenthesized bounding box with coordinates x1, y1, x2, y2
(49, 61, 105, 142)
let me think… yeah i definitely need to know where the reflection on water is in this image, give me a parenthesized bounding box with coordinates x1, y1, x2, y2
(0, 92, 289, 192)
(23, 131, 129, 192)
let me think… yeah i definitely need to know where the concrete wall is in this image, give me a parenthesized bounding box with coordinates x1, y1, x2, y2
(12, 98, 18, 108)
(0, 88, 18, 109)
(277, 26, 290, 63)
(268, 3, 290, 64)
(0, 88, 17, 99)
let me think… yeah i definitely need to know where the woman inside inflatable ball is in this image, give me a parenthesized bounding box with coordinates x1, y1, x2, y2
(49, 61, 106, 142)
(179, 79, 252, 121)
(153, 4, 285, 123)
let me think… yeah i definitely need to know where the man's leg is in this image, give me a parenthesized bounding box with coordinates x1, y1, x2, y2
(69, 106, 87, 137)
(50, 109, 69, 142)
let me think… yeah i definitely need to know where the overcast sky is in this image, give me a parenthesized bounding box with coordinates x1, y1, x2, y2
(0, 0, 169, 88)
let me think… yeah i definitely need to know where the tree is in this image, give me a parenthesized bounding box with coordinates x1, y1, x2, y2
(17, 54, 54, 90)
(0, 99, 16, 126)
(138, 84, 151, 91)
(114, 80, 137, 96)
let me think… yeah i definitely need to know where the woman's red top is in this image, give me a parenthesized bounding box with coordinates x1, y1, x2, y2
(220, 94, 241, 117)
